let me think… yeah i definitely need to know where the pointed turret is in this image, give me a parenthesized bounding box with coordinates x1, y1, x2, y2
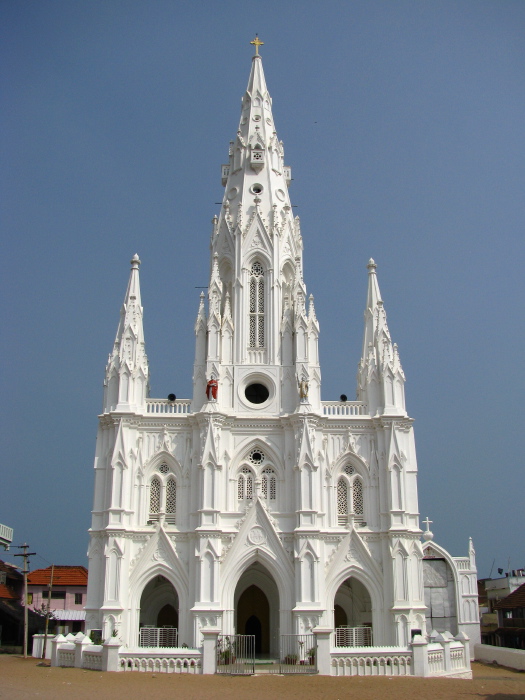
(192, 292, 207, 411)
(357, 259, 406, 416)
(103, 254, 149, 413)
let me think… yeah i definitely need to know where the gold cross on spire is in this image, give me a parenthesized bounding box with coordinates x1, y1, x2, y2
(250, 34, 264, 56)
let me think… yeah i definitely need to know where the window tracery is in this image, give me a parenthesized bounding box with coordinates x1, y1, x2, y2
(238, 467, 254, 502)
(249, 262, 264, 347)
(165, 478, 177, 524)
(353, 477, 364, 521)
(337, 469, 365, 526)
(261, 467, 276, 501)
(337, 478, 348, 526)
(148, 470, 177, 525)
(149, 477, 161, 520)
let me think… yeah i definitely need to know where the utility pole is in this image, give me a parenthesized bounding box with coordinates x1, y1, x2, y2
(13, 544, 36, 658)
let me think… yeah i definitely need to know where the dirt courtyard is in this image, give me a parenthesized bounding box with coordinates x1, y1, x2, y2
(1, 655, 524, 700)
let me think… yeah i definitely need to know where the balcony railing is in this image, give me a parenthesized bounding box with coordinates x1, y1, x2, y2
(146, 399, 192, 415)
(322, 401, 367, 417)
(0, 523, 13, 548)
(139, 627, 178, 648)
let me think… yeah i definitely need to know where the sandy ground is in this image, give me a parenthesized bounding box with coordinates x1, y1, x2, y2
(0, 656, 524, 700)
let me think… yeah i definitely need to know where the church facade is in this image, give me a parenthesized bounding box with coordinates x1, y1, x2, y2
(85, 46, 479, 657)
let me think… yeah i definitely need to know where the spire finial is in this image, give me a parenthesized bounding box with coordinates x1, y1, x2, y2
(131, 253, 141, 269)
(422, 516, 434, 541)
(250, 34, 264, 56)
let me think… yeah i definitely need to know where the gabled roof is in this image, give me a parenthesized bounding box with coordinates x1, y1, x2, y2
(494, 582, 525, 610)
(0, 583, 19, 600)
(27, 566, 88, 587)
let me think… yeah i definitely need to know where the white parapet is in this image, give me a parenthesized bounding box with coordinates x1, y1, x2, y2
(474, 644, 525, 672)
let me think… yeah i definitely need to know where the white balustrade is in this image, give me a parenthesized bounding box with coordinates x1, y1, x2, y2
(331, 648, 412, 676)
(322, 402, 367, 416)
(57, 647, 75, 667)
(427, 645, 445, 675)
(146, 400, 192, 415)
(83, 651, 103, 670)
(119, 652, 201, 673)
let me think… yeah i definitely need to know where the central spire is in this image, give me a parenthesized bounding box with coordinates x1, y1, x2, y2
(192, 44, 321, 415)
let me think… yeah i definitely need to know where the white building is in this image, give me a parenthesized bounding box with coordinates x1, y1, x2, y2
(85, 43, 479, 661)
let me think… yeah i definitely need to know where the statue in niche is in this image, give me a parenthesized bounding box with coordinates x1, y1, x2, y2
(298, 375, 309, 401)
(206, 375, 218, 401)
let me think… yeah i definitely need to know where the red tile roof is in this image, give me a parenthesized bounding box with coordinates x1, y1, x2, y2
(27, 566, 88, 587)
(0, 583, 19, 600)
(494, 582, 525, 610)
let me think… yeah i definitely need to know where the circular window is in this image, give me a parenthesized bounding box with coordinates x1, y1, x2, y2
(250, 183, 263, 195)
(253, 114, 261, 122)
(245, 383, 269, 404)
(159, 463, 169, 474)
(275, 188, 285, 201)
(249, 449, 265, 465)
(227, 186, 238, 200)
(344, 465, 355, 476)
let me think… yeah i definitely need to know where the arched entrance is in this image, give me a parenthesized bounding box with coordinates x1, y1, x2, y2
(238, 585, 269, 653)
(234, 563, 279, 658)
(333, 577, 373, 646)
(139, 575, 179, 646)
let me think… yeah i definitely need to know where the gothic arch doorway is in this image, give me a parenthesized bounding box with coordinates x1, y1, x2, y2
(139, 575, 179, 644)
(333, 576, 373, 646)
(234, 563, 279, 658)
(238, 586, 269, 653)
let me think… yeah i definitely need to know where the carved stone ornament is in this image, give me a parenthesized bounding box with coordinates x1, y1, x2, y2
(248, 526, 267, 546)
(152, 540, 169, 563)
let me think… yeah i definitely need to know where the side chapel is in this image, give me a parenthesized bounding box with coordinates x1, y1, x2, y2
(85, 41, 480, 656)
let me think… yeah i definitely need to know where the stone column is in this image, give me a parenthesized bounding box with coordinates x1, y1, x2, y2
(201, 628, 220, 674)
(313, 627, 332, 676)
(411, 634, 429, 677)
(50, 634, 65, 667)
(74, 635, 91, 668)
(102, 637, 122, 672)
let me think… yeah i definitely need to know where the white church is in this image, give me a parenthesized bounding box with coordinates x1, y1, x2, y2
(82, 40, 480, 675)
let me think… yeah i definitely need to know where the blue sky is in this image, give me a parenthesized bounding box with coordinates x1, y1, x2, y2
(1, 1, 523, 578)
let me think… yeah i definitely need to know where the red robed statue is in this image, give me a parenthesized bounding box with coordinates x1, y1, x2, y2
(206, 377, 218, 401)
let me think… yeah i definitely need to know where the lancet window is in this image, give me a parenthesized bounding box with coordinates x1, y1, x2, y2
(237, 467, 254, 502)
(149, 477, 161, 519)
(249, 261, 265, 348)
(148, 466, 177, 525)
(337, 468, 365, 527)
(261, 467, 276, 501)
(337, 478, 348, 526)
(353, 477, 364, 522)
(165, 477, 177, 524)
